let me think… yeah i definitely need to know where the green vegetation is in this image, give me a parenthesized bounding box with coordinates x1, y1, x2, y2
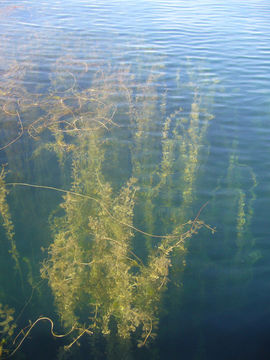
(0, 303, 16, 359)
(0, 167, 23, 292)
(226, 149, 259, 288)
(0, 59, 214, 357)
(39, 65, 211, 347)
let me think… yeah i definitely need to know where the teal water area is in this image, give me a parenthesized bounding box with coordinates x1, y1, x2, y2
(1, 1, 270, 359)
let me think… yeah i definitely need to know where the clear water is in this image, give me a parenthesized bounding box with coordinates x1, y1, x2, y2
(1, 1, 270, 359)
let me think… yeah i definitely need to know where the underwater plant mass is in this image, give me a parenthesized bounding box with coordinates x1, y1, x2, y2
(1, 1, 270, 359)
(0, 55, 215, 358)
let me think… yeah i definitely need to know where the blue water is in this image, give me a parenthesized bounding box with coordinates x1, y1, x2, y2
(1, 1, 270, 359)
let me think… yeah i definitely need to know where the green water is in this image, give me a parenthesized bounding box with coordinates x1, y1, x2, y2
(1, 1, 270, 359)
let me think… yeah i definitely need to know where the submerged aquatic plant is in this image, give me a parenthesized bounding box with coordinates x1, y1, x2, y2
(0, 58, 214, 356)
(37, 63, 213, 349)
(0, 303, 16, 358)
(226, 151, 259, 280)
(40, 173, 207, 346)
(0, 167, 21, 280)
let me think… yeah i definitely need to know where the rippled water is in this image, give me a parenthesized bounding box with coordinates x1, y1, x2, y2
(1, 1, 270, 359)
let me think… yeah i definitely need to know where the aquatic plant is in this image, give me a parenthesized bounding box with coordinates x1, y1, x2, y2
(0, 167, 21, 281)
(0, 59, 214, 356)
(226, 151, 259, 281)
(40, 178, 207, 347)
(37, 66, 214, 351)
(0, 303, 16, 358)
(127, 69, 216, 334)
